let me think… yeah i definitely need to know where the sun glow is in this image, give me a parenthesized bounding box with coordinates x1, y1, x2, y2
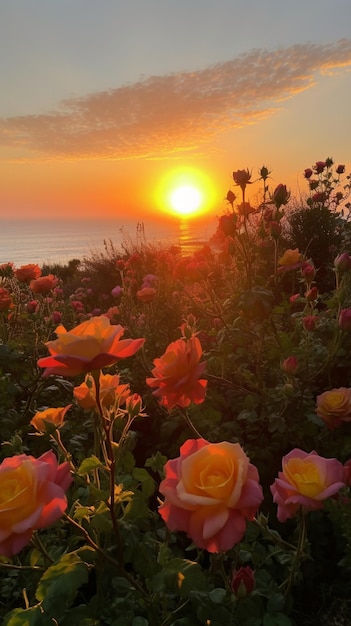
(155, 167, 216, 219)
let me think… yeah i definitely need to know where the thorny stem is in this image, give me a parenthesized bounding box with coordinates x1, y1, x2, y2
(180, 407, 204, 439)
(91, 370, 124, 563)
(284, 509, 308, 597)
(64, 514, 148, 599)
(30, 532, 54, 566)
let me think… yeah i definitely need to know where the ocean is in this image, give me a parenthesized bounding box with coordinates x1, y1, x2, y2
(0, 216, 218, 267)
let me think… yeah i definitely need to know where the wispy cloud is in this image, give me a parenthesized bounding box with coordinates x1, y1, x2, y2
(1, 39, 351, 161)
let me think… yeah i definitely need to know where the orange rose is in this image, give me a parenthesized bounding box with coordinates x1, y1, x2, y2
(73, 372, 130, 411)
(30, 274, 58, 294)
(38, 316, 145, 377)
(30, 405, 72, 433)
(316, 387, 351, 429)
(146, 335, 207, 410)
(15, 264, 42, 283)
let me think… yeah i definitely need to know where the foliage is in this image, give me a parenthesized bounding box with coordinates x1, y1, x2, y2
(1, 157, 351, 625)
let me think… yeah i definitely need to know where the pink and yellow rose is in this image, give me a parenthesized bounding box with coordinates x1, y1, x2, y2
(159, 438, 263, 553)
(146, 336, 207, 411)
(270, 448, 345, 522)
(316, 387, 351, 429)
(0, 450, 72, 557)
(37, 316, 145, 377)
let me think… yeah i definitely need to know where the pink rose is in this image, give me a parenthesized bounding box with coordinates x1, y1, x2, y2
(0, 450, 72, 557)
(159, 438, 263, 553)
(270, 448, 345, 522)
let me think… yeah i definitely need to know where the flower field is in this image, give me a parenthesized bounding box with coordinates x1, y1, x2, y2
(1, 159, 351, 625)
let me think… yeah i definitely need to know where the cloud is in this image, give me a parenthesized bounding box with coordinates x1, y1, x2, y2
(1, 39, 351, 161)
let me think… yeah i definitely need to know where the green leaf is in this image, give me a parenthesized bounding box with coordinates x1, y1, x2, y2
(263, 613, 292, 626)
(132, 618, 149, 626)
(60, 605, 100, 625)
(266, 593, 286, 614)
(35, 552, 90, 616)
(132, 467, 155, 499)
(77, 455, 105, 475)
(3, 607, 51, 626)
(209, 587, 227, 604)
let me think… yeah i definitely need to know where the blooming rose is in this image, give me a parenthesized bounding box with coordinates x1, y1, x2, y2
(37, 316, 145, 377)
(316, 387, 351, 429)
(232, 169, 252, 190)
(73, 372, 130, 411)
(277, 249, 304, 273)
(14, 264, 42, 283)
(314, 161, 326, 174)
(231, 566, 255, 597)
(30, 274, 59, 294)
(159, 438, 263, 553)
(270, 448, 345, 522)
(0, 450, 72, 557)
(146, 336, 207, 410)
(30, 405, 72, 433)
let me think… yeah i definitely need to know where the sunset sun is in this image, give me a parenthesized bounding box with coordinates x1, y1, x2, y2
(155, 167, 216, 219)
(169, 185, 203, 216)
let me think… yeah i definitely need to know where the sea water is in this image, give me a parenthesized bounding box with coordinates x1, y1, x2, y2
(0, 216, 218, 267)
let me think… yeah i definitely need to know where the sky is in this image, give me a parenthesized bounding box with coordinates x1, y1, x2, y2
(0, 0, 351, 222)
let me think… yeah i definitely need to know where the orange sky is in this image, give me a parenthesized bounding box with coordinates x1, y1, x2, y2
(1, 4, 351, 223)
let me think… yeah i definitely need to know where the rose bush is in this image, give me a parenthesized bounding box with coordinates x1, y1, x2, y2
(159, 438, 263, 552)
